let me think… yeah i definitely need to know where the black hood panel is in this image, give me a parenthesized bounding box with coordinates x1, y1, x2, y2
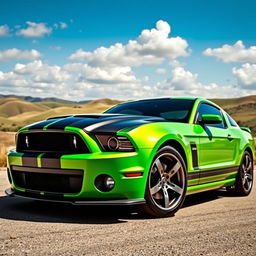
(25, 114, 165, 133)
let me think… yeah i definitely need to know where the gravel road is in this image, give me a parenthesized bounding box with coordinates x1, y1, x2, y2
(0, 169, 255, 256)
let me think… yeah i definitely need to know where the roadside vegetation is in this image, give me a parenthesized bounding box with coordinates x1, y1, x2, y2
(0, 132, 15, 167)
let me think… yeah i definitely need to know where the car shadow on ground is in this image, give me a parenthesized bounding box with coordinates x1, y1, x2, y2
(0, 189, 231, 224)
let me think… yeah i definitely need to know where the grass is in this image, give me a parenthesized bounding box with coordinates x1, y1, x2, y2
(0, 131, 15, 167)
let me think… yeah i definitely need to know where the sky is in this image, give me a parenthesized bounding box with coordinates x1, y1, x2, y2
(0, 0, 256, 100)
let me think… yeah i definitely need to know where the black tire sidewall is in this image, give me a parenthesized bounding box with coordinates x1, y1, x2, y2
(235, 151, 254, 196)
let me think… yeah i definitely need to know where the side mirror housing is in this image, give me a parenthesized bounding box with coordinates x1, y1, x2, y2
(200, 114, 222, 124)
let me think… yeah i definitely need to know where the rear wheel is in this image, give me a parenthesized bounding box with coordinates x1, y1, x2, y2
(139, 146, 187, 217)
(226, 151, 253, 196)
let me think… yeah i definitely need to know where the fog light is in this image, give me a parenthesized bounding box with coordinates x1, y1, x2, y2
(95, 174, 115, 192)
(105, 176, 115, 189)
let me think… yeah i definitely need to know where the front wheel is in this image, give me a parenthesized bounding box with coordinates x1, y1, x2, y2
(139, 146, 187, 217)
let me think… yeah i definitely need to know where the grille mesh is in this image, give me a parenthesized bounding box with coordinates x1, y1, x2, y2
(17, 132, 89, 154)
(11, 166, 83, 194)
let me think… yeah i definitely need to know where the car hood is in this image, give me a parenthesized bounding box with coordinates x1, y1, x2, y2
(24, 114, 166, 134)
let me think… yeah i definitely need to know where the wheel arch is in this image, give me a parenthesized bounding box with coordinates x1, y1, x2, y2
(244, 146, 254, 162)
(158, 139, 188, 168)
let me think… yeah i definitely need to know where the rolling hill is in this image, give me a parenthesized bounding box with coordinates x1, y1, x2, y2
(0, 97, 122, 132)
(0, 95, 255, 136)
(211, 95, 256, 135)
(0, 98, 50, 118)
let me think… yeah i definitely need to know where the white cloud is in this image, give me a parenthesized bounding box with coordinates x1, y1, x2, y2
(1, 20, 255, 100)
(0, 25, 11, 37)
(69, 20, 189, 67)
(232, 63, 256, 88)
(156, 68, 167, 75)
(14, 60, 70, 83)
(69, 49, 89, 61)
(154, 66, 255, 99)
(17, 22, 52, 38)
(0, 61, 142, 99)
(0, 48, 42, 62)
(63, 63, 138, 84)
(168, 67, 199, 90)
(69, 66, 255, 99)
(82, 66, 138, 84)
(1, 61, 255, 100)
(169, 59, 185, 68)
(0, 61, 72, 98)
(203, 40, 256, 63)
(0, 71, 28, 87)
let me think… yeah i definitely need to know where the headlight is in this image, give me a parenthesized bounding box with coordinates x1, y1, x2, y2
(96, 135, 135, 152)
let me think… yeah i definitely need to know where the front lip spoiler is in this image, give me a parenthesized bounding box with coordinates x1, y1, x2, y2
(5, 188, 146, 206)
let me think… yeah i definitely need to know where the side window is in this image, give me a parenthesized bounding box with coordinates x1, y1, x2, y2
(226, 114, 238, 127)
(196, 103, 225, 128)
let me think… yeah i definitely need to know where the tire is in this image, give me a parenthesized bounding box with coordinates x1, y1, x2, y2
(139, 146, 187, 217)
(226, 151, 254, 196)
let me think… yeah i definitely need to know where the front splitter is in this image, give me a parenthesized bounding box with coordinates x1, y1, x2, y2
(5, 188, 146, 206)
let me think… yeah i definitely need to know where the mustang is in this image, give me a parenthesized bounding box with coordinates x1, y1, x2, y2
(6, 97, 255, 217)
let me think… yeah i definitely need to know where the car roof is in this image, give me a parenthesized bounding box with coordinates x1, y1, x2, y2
(127, 97, 198, 102)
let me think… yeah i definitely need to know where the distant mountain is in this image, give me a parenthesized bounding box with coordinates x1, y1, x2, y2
(0, 94, 91, 104)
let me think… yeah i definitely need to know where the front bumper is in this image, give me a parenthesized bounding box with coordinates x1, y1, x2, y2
(7, 149, 152, 201)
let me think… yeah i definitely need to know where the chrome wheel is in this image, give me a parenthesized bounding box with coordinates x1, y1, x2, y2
(241, 153, 253, 192)
(149, 152, 186, 211)
(227, 151, 254, 196)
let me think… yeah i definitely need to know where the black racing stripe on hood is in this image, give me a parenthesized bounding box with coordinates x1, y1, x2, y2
(26, 119, 61, 130)
(46, 114, 124, 129)
(46, 117, 85, 129)
(83, 116, 165, 133)
(25, 114, 165, 132)
(91, 119, 152, 133)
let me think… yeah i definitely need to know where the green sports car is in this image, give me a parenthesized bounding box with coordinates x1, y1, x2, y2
(5, 97, 255, 217)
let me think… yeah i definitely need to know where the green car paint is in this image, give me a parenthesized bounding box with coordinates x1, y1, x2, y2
(5, 97, 255, 216)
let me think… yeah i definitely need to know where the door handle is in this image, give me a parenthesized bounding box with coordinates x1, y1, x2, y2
(227, 134, 233, 141)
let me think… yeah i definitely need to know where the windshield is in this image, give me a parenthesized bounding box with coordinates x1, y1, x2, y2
(105, 99, 194, 123)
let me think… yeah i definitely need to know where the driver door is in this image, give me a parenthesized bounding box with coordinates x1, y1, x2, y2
(194, 103, 237, 183)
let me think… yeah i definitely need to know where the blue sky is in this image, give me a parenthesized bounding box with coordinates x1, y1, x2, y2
(0, 0, 256, 100)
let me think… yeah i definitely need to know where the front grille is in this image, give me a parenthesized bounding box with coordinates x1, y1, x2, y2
(11, 166, 83, 194)
(17, 131, 89, 154)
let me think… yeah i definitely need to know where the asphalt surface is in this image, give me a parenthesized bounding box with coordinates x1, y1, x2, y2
(0, 169, 255, 256)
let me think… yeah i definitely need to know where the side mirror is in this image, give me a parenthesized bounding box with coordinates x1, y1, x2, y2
(200, 114, 222, 124)
(240, 126, 251, 133)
